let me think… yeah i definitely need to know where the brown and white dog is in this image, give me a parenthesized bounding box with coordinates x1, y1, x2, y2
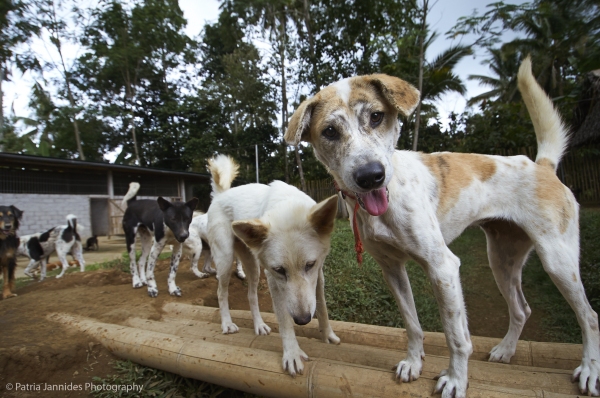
(0, 205, 23, 299)
(284, 57, 600, 397)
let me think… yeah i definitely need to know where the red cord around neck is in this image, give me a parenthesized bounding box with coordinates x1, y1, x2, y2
(333, 180, 364, 266)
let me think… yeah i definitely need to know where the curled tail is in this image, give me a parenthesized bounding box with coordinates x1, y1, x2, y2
(207, 155, 240, 197)
(518, 56, 569, 172)
(121, 182, 141, 209)
(66, 214, 83, 234)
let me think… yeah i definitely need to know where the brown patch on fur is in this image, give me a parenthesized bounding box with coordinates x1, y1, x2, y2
(309, 195, 338, 236)
(231, 220, 269, 249)
(360, 74, 420, 117)
(535, 165, 574, 234)
(422, 153, 497, 216)
(536, 158, 556, 170)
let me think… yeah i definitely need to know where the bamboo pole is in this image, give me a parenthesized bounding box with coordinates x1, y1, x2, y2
(162, 303, 583, 371)
(48, 313, 576, 398)
(126, 317, 578, 395)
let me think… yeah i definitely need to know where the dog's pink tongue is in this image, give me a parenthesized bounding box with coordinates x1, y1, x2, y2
(358, 187, 388, 216)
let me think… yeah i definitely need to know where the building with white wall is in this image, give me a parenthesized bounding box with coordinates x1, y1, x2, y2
(0, 153, 211, 237)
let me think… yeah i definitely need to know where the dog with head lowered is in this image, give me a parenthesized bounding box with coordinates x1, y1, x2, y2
(121, 183, 198, 297)
(284, 57, 600, 397)
(206, 154, 340, 376)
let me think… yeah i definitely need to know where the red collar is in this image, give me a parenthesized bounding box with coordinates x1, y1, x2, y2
(333, 180, 364, 266)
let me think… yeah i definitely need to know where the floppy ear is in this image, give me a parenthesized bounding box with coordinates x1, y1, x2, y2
(366, 74, 420, 117)
(10, 206, 23, 220)
(309, 195, 338, 236)
(185, 197, 199, 211)
(232, 219, 269, 249)
(157, 197, 171, 211)
(285, 97, 316, 146)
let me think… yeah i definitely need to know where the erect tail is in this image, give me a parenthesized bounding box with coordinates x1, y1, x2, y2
(517, 56, 569, 172)
(66, 214, 78, 231)
(121, 182, 141, 209)
(207, 155, 240, 197)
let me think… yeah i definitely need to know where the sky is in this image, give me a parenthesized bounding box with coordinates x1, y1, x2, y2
(3, 0, 526, 134)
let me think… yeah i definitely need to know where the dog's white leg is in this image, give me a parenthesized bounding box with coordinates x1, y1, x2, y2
(234, 258, 246, 280)
(168, 243, 183, 296)
(235, 242, 270, 335)
(372, 253, 425, 382)
(40, 258, 47, 281)
(481, 221, 533, 363)
(268, 274, 309, 377)
(315, 267, 340, 344)
(146, 239, 166, 298)
(137, 228, 153, 286)
(200, 249, 216, 276)
(24, 259, 39, 279)
(55, 243, 71, 279)
(71, 240, 86, 272)
(190, 240, 210, 279)
(535, 234, 600, 396)
(421, 247, 472, 398)
(126, 227, 143, 288)
(212, 232, 237, 333)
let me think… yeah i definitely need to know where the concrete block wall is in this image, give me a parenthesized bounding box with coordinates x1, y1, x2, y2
(0, 193, 92, 237)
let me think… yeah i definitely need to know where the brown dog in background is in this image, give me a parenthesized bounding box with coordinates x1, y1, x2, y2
(0, 205, 23, 299)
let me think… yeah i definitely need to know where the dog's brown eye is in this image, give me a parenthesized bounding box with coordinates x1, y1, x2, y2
(370, 112, 384, 127)
(273, 266, 286, 277)
(305, 261, 316, 272)
(322, 126, 339, 140)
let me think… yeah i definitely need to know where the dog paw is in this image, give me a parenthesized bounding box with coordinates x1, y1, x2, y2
(433, 369, 467, 398)
(55, 274, 63, 279)
(393, 356, 423, 383)
(235, 269, 246, 280)
(488, 341, 515, 364)
(282, 347, 309, 377)
(169, 287, 182, 297)
(24, 271, 37, 279)
(222, 321, 239, 334)
(254, 322, 271, 336)
(192, 270, 210, 279)
(572, 358, 600, 396)
(2, 293, 17, 300)
(147, 288, 158, 298)
(322, 328, 341, 345)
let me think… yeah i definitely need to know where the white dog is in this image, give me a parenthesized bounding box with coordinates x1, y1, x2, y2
(185, 211, 246, 280)
(18, 214, 86, 280)
(206, 154, 340, 376)
(284, 57, 600, 397)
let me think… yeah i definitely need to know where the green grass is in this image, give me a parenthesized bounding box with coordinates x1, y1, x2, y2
(90, 360, 254, 398)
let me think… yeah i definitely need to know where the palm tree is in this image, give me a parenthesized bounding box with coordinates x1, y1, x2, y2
(467, 48, 522, 106)
(409, 37, 472, 150)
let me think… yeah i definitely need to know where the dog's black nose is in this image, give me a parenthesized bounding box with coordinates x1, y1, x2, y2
(178, 232, 189, 242)
(354, 162, 385, 190)
(293, 313, 312, 325)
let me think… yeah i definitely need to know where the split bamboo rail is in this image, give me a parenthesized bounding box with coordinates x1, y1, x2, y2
(48, 303, 584, 397)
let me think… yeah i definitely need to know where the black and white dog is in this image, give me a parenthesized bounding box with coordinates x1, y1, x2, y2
(0, 205, 23, 299)
(121, 182, 199, 297)
(18, 214, 86, 280)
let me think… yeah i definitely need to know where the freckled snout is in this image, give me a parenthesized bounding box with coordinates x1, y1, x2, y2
(353, 162, 385, 190)
(292, 313, 312, 325)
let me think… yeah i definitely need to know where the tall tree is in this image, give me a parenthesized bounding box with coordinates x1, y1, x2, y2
(0, 0, 39, 148)
(35, 0, 86, 159)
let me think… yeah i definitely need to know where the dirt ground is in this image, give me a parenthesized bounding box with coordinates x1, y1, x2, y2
(0, 256, 272, 398)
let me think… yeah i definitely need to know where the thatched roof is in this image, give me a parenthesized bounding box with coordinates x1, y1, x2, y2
(571, 69, 600, 147)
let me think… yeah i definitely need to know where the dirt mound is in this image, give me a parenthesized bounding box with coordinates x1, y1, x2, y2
(0, 257, 272, 397)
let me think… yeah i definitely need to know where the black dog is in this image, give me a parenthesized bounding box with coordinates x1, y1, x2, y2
(0, 205, 23, 299)
(121, 182, 198, 297)
(85, 235, 99, 251)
